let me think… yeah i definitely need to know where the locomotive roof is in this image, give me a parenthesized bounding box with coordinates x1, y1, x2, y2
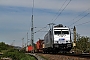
(54, 24, 63, 27)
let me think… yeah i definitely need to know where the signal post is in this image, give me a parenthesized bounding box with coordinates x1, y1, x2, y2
(73, 26, 76, 53)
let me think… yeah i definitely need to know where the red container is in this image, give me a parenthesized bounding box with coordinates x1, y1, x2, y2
(26, 46, 33, 52)
(36, 40, 44, 52)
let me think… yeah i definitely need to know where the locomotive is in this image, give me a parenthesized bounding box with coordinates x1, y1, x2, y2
(43, 24, 72, 53)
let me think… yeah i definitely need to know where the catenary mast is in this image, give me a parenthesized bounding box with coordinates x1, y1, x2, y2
(31, 0, 34, 53)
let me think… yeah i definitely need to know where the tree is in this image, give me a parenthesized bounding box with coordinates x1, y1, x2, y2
(76, 36, 90, 53)
(0, 42, 12, 50)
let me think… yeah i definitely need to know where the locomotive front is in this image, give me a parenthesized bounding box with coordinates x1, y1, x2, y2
(53, 26, 72, 52)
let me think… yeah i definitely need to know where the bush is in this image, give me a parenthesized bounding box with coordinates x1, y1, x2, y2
(1, 49, 36, 60)
(0, 42, 36, 60)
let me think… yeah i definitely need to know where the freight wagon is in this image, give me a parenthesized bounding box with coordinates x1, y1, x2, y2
(36, 39, 44, 52)
(26, 46, 33, 52)
(26, 39, 44, 53)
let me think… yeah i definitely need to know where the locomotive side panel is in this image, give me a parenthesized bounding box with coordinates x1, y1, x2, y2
(44, 30, 53, 48)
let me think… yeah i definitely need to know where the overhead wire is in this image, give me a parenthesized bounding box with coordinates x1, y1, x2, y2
(34, 0, 70, 33)
(75, 20, 90, 26)
(34, 0, 90, 40)
(50, 0, 68, 22)
(51, 0, 72, 23)
(34, 25, 48, 33)
(68, 8, 90, 27)
(34, 0, 72, 33)
(69, 12, 90, 27)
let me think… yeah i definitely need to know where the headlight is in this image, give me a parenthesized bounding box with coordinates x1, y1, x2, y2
(66, 41, 68, 42)
(54, 41, 58, 43)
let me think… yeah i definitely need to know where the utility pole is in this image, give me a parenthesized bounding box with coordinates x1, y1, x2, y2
(31, 15, 34, 46)
(73, 26, 76, 53)
(31, 0, 34, 53)
(31, 11, 34, 53)
(22, 38, 24, 48)
(27, 32, 28, 46)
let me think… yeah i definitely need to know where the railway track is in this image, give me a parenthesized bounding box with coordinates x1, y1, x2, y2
(60, 53, 90, 59)
(37, 53, 90, 60)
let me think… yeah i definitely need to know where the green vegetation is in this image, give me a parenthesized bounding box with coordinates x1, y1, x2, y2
(0, 42, 36, 60)
(76, 36, 90, 53)
(0, 42, 12, 51)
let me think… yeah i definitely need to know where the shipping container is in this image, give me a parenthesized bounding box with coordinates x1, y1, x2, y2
(36, 39, 44, 52)
(26, 46, 33, 52)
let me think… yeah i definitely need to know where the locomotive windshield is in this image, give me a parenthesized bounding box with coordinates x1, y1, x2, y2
(62, 31, 69, 34)
(54, 31, 69, 35)
(54, 31, 61, 35)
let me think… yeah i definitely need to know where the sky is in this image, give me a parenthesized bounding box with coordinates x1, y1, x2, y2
(0, 0, 90, 47)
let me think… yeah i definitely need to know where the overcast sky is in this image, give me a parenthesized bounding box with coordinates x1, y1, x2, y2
(0, 0, 90, 46)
